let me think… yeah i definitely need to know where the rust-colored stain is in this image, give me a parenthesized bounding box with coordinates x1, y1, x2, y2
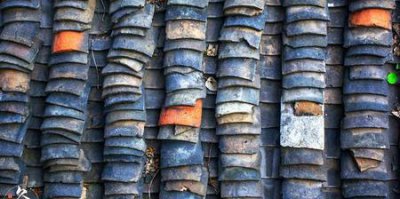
(354, 157, 380, 172)
(52, 31, 85, 53)
(350, 8, 392, 29)
(159, 99, 203, 127)
(294, 101, 323, 116)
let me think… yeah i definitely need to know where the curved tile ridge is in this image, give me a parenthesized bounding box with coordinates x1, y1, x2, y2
(40, 0, 97, 198)
(0, 0, 41, 197)
(259, 1, 284, 198)
(21, 0, 55, 197)
(341, 0, 394, 198)
(101, 1, 156, 198)
(158, 0, 210, 198)
(280, 0, 329, 198)
(216, 1, 266, 198)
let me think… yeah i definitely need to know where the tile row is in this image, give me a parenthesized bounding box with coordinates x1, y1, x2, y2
(216, 1, 267, 198)
(101, 1, 156, 198)
(0, 1, 42, 197)
(39, 0, 96, 198)
(158, 0, 209, 198)
(341, 0, 395, 198)
(280, 0, 329, 198)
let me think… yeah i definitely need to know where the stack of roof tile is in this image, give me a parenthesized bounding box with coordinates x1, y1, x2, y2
(216, 1, 266, 198)
(383, 63, 400, 198)
(80, 0, 111, 198)
(280, 0, 329, 198)
(158, 0, 209, 198)
(142, 3, 166, 199)
(40, 0, 96, 198)
(202, 1, 224, 198)
(0, 0, 41, 197)
(384, 63, 400, 198)
(101, 0, 156, 198)
(22, 0, 54, 197)
(260, 1, 284, 198)
(260, 0, 284, 198)
(341, 0, 394, 197)
(388, 1, 400, 196)
(201, 94, 219, 199)
(322, 0, 347, 198)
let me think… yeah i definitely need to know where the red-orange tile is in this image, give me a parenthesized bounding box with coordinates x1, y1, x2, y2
(350, 9, 391, 29)
(159, 99, 203, 127)
(53, 31, 85, 53)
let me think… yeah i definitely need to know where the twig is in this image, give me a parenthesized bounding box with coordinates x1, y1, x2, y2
(148, 169, 159, 199)
(90, 48, 101, 89)
(100, 0, 106, 21)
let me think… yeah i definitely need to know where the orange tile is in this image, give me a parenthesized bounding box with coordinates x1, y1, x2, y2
(159, 99, 203, 127)
(350, 8, 391, 29)
(52, 31, 86, 53)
